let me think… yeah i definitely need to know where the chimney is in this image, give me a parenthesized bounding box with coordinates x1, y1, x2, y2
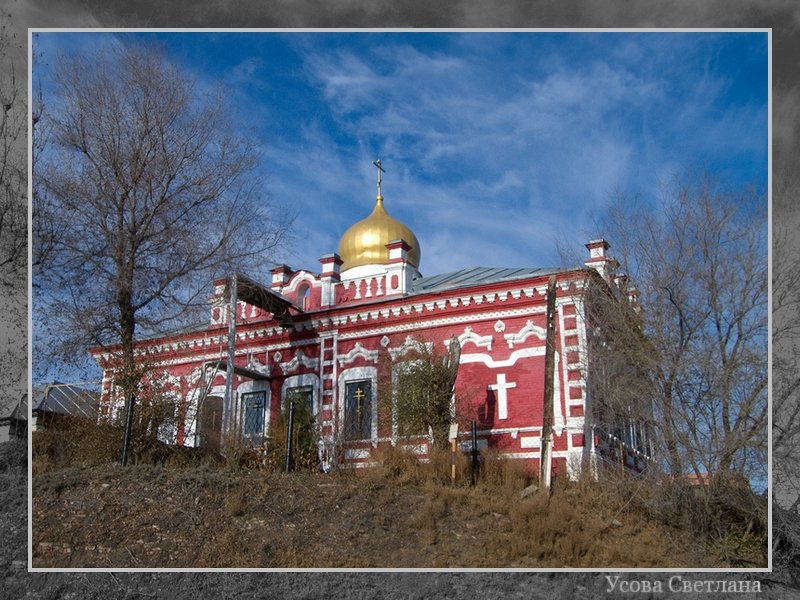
(271, 264, 293, 289)
(585, 239, 618, 283)
(319, 253, 343, 279)
(319, 253, 343, 307)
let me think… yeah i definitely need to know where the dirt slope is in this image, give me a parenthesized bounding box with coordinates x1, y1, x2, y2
(33, 461, 717, 569)
(1, 437, 795, 598)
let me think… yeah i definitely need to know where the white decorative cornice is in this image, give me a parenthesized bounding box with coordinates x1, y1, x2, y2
(247, 356, 269, 375)
(105, 275, 585, 371)
(337, 341, 379, 366)
(282, 270, 322, 294)
(280, 349, 319, 374)
(452, 325, 493, 351)
(388, 335, 433, 360)
(504, 319, 547, 348)
(337, 305, 547, 341)
(459, 346, 544, 368)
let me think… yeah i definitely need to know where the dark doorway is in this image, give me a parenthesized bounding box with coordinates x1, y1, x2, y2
(199, 395, 223, 454)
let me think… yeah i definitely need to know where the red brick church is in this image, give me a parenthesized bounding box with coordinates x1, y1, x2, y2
(92, 167, 652, 479)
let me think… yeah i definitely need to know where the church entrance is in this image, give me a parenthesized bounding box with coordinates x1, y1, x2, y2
(199, 395, 223, 454)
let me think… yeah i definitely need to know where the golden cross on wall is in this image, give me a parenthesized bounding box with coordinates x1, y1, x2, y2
(354, 386, 366, 408)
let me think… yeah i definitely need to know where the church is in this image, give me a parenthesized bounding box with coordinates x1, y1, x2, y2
(92, 163, 652, 479)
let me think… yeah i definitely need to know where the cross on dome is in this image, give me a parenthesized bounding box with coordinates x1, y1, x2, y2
(372, 159, 385, 197)
(336, 160, 421, 271)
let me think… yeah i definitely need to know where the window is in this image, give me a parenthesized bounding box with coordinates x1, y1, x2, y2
(393, 361, 428, 438)
(282, 385, 318, 468)
(298, 284, 311, 311)
(344, 380, 372, 441)
(285, 385, 314, 415)
(242, 391, 267, 441)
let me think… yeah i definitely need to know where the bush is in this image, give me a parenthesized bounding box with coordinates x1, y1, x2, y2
(32, 417, 122, 473)
(477, 447, 530, 491)
(260, 396, 320, 472)
(589, 463, 767, 567)
(0, 439, 26, 472)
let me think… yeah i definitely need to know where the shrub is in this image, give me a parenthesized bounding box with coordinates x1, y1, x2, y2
(260, 395, 320, 472)
(477, 447, 530, 491)
(0, 438, 26, 472)
(32, 416, 122, 473)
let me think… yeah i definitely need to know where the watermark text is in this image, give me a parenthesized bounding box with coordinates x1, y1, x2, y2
(605, 575, 761, 594)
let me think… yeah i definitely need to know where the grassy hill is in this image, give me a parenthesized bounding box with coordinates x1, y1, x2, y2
(28, 429, 766, 569)
(5, 434, 800, 597)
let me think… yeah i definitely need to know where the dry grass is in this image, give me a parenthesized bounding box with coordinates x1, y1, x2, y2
(32, 417, 121, 474)
(30, 426, 767, 569)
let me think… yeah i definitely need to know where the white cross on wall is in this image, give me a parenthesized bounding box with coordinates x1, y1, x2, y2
(488, 373, 516, 420)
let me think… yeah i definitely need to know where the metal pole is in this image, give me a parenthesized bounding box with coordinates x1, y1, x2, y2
(470, 420, 479, 486)
(451, 438, 457, 485)
(540, 276, 557, 490)
(120, 393, 135, 466)
(285, 401, 295, 473)
(223, 274, 237, 449)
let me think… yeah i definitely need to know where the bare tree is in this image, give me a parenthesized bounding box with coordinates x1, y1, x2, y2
(579, 272, 659, 469)
(773, 173, 800, 503)
(33, 41, 291, 462)
(0, 13, 25, 288)
(590, 174, 767, 485)
(0, 10, 27, 402)
(769, 171, 800, 579)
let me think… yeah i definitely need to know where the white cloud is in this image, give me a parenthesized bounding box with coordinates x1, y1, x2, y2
(163, 32, 766, 278)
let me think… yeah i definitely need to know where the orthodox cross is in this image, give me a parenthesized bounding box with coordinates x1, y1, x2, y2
(353, 386, 366, 420)
(372, 159, 386, 196)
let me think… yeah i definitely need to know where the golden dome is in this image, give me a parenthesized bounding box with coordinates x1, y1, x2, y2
(338, 195, 421, 271)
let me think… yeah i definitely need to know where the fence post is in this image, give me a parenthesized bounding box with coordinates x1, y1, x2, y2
(470, 420, 479, 486)
(539, 275, 557, 489)
(120, 394, 135, 466)
(285, 401, 295, 473)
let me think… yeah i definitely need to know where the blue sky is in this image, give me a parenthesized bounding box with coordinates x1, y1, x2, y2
(33, 30, 768, 277)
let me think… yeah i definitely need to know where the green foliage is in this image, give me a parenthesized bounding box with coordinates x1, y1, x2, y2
(387, 338, 458, 448)
(262, 392, 319, 471)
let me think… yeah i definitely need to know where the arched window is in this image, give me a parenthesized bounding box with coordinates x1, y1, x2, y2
(297, 283, 311, 311)
(338, 366, 377, 444)
(281, 374, 320, 417)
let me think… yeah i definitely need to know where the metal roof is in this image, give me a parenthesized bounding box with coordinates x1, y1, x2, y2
(236, 273, 302, 316)
(31, 383, 100, 419)
(410, 265, 570, 295)
(132, 274, 300, 343)
(124, 265, 585, 346)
